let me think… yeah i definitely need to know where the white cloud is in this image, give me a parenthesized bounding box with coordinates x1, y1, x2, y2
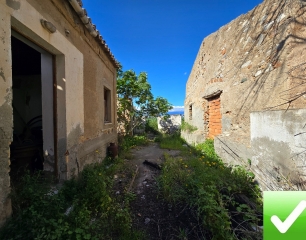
(169, 106, 184, 112)
(184, 72, 187, 75)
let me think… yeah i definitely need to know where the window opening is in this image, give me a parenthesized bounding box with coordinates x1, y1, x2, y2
(104, 88, 111, 123)
(189, 104, 192, 120)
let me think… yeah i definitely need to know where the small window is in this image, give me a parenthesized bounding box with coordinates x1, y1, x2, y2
(189, 104, 192, 120)
(104, 87, 111, 123)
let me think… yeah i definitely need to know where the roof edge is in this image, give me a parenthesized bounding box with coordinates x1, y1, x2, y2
(67, 0, 120, 68)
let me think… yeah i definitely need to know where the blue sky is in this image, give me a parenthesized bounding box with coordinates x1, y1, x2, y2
(82, 0, 263, 112)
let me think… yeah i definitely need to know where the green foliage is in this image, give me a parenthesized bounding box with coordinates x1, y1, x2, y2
(119, 135, 148, 154)
(145, 117, 159, 134)
(117, 67, 172, 135)
(158, 139, 262, 239)
(159, 133, 187, 150)
(181, 120, 197, 133)
(195, 139, 219, 159)
(0, 159, 141, 240)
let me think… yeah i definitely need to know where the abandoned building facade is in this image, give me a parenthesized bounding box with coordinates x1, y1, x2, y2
(183, 0, 306, 190)
(0, 0, 118, 224)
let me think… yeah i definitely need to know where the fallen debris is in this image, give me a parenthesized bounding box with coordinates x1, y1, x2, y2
(143, 160, 161, 170)
(127, 166, 139, 192)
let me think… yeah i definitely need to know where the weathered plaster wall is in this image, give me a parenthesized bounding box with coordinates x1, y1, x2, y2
(184, 0, 306, 190)
(0, 0, 117, 223)
(7, 0, 85, 179)
(11, 0, 117, 179)
(251, 109, 306, 186)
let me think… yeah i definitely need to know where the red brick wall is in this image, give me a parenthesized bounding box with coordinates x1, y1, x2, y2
(208, 96, 221, 139)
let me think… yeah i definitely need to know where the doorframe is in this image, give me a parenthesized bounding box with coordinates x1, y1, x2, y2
(11, 30, 58, 178)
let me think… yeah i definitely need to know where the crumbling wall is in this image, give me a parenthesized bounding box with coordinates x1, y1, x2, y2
(158, 115, 182, 134)
(184, 0, 306, 190)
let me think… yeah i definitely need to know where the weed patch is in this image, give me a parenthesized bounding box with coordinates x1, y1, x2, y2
(159, 133, 187, 151)
(181, 120, 197, 133)
(119, 135, 148, 154)
(0, 158, 141, 240)
(158, 140, 262, 239)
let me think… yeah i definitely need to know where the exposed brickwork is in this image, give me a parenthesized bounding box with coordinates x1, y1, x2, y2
(183, 0, 306, 190)
(208, 96, 221, 139)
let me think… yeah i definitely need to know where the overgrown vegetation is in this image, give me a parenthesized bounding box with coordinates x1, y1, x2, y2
(117, 65, 172, 135)
(158, 138, 262, 239)
(145, 117, 159, 134)
(0, 136, 148, 240)
(158, 133, 187, 151)
(181, 120, 198, 133)
(117, 135, 148, 160)
(1, 131, 263, 240)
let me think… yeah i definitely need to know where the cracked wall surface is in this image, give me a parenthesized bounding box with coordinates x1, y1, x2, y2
(184, 0, 306, 190)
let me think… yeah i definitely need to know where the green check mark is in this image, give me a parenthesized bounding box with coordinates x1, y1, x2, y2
(264, 191, 306, 239)
(271, 200, 306, 234)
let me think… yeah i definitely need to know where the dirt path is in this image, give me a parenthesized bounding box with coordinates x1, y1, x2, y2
(129, 143, 180, 194)
(125, 142, 206, 240)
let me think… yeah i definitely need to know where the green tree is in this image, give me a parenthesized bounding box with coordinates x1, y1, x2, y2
(117, 67, 172, 135)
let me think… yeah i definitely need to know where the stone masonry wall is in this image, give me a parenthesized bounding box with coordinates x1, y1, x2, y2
(184, 0, 306, 190)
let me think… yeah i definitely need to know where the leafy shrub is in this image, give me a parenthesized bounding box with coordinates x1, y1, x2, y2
(195, 139, 219, 159)
(158, 139, 262, 239)
(145, 117, 159, 134)
(0, 159, 141, 240)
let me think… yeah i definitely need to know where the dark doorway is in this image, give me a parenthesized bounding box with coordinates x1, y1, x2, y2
(10, 36, 43, 180)
(10, 34, 55, 181)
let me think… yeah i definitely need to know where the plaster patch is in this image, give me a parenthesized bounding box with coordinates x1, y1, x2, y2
(251, 137, 298, 181)
(222, 116, 232, 132)
(67, 124, 82, 148)
(6, 0, 20, 10)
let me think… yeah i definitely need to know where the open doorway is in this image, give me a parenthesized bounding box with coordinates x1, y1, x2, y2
(10, 33, 55, 181)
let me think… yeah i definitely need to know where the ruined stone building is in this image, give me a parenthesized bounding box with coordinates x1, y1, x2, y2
(183, 0, 306, 190)
(0, 0, 118, 224)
